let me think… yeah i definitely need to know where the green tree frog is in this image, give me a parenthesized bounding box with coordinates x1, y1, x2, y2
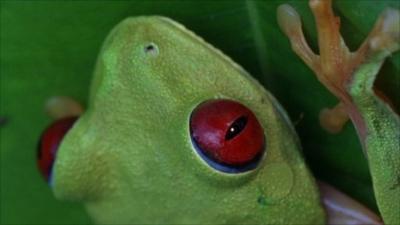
(37, 0, 399, 224)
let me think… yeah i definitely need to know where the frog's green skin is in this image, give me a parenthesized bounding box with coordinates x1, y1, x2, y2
(52, 17, 326, 224)
(349, 49, 400, 224)
(278, 0, 400, 224)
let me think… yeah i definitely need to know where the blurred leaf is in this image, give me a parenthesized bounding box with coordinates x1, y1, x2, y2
(1, 0, 399, 224)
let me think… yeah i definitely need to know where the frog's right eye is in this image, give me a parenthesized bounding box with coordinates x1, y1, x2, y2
(37, 117, 78, 183)
(190, 99, 265, 173)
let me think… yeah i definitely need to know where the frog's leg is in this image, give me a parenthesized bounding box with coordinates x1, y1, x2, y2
(277, 0, 400, 224)
(45, 96, 84, 119)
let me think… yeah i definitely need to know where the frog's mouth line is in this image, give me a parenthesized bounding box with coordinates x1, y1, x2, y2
(317, 181, 382, 225)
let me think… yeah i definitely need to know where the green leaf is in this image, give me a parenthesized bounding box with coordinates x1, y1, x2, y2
(1, 0, 398, 223)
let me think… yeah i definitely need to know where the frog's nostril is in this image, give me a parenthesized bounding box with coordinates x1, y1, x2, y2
(37, 116, 78, 183)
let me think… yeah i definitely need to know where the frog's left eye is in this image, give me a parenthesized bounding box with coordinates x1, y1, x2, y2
(190, 99, 265, 173)
(37, 117, 78, 183)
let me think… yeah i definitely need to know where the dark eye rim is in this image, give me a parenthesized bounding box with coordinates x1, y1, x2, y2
(190, 134, 265, 173)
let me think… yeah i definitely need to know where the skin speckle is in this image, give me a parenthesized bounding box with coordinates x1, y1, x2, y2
(260, 97, 266, 104)
(389, 176, 400, 190)
(257, 195, 267, 206)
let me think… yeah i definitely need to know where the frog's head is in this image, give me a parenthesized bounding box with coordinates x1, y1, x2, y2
(46, 17, 325, 224)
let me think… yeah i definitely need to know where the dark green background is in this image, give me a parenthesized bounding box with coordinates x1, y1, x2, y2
(1, 0, 399, 224)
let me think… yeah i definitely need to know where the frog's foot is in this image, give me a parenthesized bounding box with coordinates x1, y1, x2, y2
(277, 0, 399, 131)
(318, 181, 382, 225)
(45, 96, 84, 119)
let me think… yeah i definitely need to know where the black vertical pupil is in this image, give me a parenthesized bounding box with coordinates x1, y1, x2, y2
(225, 116, 248, 140)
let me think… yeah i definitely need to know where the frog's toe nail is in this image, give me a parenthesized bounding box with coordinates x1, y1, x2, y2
(318, 181, 382, 225)
(277, 4, 302, 37)
(369, 8, 400, 52)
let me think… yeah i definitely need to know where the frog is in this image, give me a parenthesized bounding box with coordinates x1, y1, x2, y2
(36, 0, 399, 224)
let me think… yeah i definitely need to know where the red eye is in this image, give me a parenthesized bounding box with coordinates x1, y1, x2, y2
(190, 99, 265, 173)
(37, 117, 78, 183)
